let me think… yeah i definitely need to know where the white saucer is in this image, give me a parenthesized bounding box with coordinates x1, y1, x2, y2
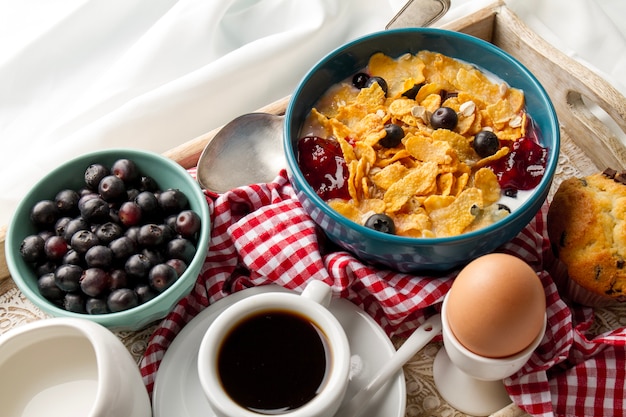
(153, 285, 406, 417)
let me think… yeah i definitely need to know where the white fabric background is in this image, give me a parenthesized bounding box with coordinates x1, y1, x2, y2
(1, 0, 625, 226)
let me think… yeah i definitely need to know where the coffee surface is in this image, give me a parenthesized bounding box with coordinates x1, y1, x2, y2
(217, 310, 329, 414)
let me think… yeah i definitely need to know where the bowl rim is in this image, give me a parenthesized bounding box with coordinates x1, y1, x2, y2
(284, 27, 560, 245)
(5, 148, 211, 328)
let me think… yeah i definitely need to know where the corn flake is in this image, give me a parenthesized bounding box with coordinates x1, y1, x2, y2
(384, 161, 438, 212)
(371, 162, 409, 190)
(473, 168, 501, 205)
(430, 188, 483, 237)
(405, 134, 454, 166)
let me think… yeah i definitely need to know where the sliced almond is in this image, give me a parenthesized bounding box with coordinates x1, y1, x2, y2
(411, 105, 429, 124)
(459, 100, 476, 117)
(499, 83, 508, 98)
(509, 114, 523, 128)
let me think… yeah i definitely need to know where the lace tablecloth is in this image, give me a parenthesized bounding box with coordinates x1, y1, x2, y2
(2, 128, 625, 417)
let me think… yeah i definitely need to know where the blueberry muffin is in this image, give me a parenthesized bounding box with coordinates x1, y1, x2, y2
(547, 168, 626, 306)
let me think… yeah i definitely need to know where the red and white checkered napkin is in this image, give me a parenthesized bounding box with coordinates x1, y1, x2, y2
(139, 171, 626, 417)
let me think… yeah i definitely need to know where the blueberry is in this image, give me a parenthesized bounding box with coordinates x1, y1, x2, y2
(54, 216, 72, 238)
(55, 264, 83, 292)
(98, 175, 126, 202)
(160, 223, 176, 243)
(473, 130, 500, 157)
(84, 163, 110, 190)
(30, 200, 58, 227)
(54, 189, 80, 215)
(36, 261, 57, 277)
(63, 249, 83, 266)
(109, 236, 136, 261)
(402, 83, 424, 100)
(137, 224, 164, 247)
(365, 76, 388, 96)
(86, 298, 109, 315)
(141, 247, 164, 266)
(166, 258, 187, 276)
(149, 263, 178, 293)
(139, 176, 159, 192)
(125, 253, 153, 278)
(352, 72, 370, 89)
(62, 217, 89, 241)
(378, 124, 405, 148)
(64, 293, 86, 313)
(79, 267, 111, 297)
(79, 197, 110, 222)
(111, 158, 140, 185)
(85, 245, 113, 269)
(44, 235, 69, 261)
(95, 222, 123, 244)
(70, 230, 100, 254)
(158, 189, 188, 214)
(20, 234, 45, 263)
(107, 288, 138, 313)
(497, 204, 512, 213)
(118, 201, 142, 227)
(175, 210, 202, 238)
(135, 191, 159, 218)
(364, 213, 396, 234)
(166, 238, 196, 264)
(109, 269, 129, 291)
(135, 284, 158, 304)
(430, 106, 458, 130)
(38, 273, 64, 301)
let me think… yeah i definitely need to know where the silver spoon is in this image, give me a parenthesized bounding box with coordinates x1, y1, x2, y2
(338, 314, 442, 417)
(196, 112, 285, 193)
(195, 0, 450, 193)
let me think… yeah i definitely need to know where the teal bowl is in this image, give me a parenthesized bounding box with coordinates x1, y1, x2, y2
(5, 149, 210, 331)
(284, 28, 560, 273)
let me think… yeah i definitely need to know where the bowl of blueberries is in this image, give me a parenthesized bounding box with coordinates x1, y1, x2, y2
(5, 149, 210, 331)
(284, 28, 560, 273)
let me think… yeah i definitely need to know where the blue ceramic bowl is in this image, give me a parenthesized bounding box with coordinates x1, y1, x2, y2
(5, 149, 211, 331)
(284, 28, 560, 273)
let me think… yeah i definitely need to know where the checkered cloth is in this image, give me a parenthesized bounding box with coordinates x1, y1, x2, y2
(139, 170, 626, 417)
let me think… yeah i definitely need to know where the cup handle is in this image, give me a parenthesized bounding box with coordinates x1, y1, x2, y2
(301, 280, 332, 307)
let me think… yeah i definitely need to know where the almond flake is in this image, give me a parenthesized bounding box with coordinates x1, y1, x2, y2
(411, 105, 429, 124)
(509, 115, 523, 128)
(459, 101, 476, 117)
(499, 83, 508, 98)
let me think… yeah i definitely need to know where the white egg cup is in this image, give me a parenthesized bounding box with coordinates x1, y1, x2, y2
(433, 295, 546, 416)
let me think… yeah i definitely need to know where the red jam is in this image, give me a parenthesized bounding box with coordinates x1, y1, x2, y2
(297, 136, 350, 200)
(486, 118, 548, 191)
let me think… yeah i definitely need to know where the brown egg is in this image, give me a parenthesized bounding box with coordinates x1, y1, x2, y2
(446, 253, 546, 358)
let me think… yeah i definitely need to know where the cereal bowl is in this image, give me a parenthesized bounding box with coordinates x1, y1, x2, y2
(5, 149, 210, 331)
(284, 28, 559, 272)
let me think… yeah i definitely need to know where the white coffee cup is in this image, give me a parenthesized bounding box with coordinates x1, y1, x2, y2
(197, 280, 351, 417)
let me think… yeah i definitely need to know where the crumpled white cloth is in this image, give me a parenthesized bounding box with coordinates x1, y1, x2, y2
(0, 0, 624, 226)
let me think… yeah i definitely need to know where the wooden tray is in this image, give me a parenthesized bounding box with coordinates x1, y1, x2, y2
(2, 2, 626, 416)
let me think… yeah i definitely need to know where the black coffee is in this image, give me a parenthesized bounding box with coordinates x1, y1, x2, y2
(217, 310, 330, 414)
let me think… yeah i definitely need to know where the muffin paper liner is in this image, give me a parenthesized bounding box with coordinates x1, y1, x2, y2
(140, 170, 626, 417)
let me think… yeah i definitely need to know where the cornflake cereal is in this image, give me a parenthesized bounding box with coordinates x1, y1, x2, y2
(297, 51, 547, 238)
